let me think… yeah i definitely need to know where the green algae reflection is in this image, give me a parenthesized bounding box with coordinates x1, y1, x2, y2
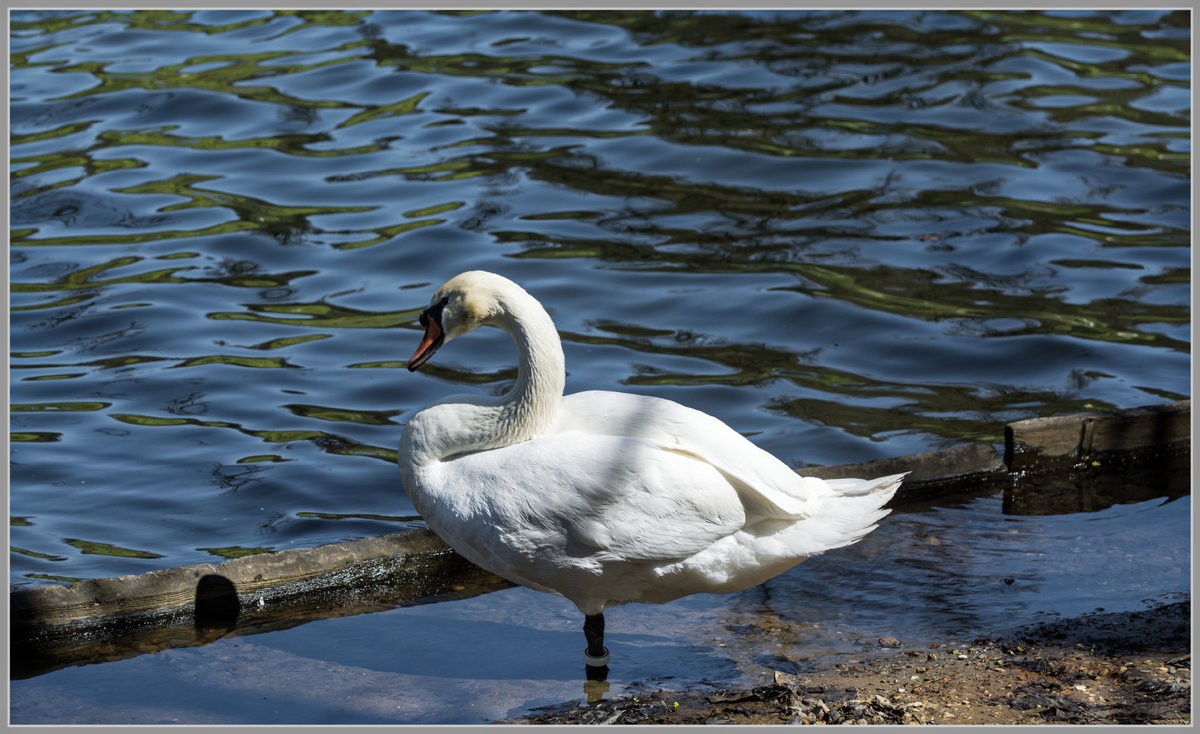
(108, 413, 398, 464)
(63, 539, 165, 559)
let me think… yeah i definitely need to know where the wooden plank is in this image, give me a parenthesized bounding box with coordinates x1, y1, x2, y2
(800, 442, 1003, 483)
(1005, 400, 1190, 470)
(11, 528, 456, 629)
(12, 544, 511, 680)
(799, 442, 1007, 503)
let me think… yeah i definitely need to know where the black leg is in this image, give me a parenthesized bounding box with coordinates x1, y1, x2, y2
(584, 613, 605, 656)
(583, 613, 609, 668)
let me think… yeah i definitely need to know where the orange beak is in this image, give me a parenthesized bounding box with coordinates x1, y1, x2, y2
(407, 304, 445, 372)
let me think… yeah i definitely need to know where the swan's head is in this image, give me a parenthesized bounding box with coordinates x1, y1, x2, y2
(407, 271, 513, 371)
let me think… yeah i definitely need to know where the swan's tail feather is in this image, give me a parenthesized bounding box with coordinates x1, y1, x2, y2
(777, 472, 907, 558)
(824, 471, 909, 497)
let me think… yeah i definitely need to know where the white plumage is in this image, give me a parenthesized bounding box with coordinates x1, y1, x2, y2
(399, 271, 905, 666)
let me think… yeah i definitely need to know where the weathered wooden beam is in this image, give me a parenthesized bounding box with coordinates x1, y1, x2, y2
(1005, 400, 1190, 471)
(12, 528, 458, 630)
(800, 442, 1007, 503)
(11, 529, 512, 679)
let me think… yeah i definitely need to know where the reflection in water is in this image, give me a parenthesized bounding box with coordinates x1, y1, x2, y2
(9, 10, 1189, 600)
(584, 676, 610, 703)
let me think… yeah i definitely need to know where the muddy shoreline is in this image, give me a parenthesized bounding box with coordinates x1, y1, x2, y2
(506, 600, 1191, 725)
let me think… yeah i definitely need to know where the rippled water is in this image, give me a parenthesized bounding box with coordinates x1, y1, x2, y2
(11, 8, 1189, 590)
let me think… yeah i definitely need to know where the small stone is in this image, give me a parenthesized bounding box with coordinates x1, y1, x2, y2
(879, 636, 902, 647)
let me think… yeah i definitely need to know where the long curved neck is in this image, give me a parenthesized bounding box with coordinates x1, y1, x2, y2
(404, 287, 565, 464)
(491, 289, 565, 442)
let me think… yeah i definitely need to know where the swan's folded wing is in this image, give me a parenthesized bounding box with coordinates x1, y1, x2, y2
(557, 390, 820, 521)
(456, 434, 749, 564)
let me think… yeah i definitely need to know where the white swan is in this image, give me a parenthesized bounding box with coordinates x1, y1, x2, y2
(399, 271, 905, 668)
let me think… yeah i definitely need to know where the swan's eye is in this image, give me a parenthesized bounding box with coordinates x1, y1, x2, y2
(419, 295, 451, 328)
